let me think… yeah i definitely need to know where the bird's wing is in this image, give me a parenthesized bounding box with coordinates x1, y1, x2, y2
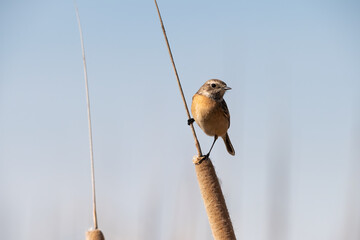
(220, 99, 230, 127)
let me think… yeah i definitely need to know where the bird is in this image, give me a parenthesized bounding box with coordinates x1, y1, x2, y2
(189, 79, 235, 159)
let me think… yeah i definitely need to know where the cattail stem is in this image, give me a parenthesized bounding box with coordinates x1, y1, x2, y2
(154, 0, 202, 157)
(74, 0, 99, 232)
(154, 1, 236, 239)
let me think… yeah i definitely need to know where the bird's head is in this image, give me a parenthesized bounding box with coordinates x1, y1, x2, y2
(197, 79, 231, 101)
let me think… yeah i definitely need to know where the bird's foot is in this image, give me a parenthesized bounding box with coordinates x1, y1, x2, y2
(193, 154, 209, 165)
(187, 118, 195, 125)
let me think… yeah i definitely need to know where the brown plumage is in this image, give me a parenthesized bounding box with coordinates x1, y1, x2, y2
(191, 79, 235, 157)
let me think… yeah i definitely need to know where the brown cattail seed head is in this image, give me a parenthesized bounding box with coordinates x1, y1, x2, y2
(86, 229, 105, 240)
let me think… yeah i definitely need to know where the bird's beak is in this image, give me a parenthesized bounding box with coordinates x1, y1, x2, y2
(224, 86, 232, 90)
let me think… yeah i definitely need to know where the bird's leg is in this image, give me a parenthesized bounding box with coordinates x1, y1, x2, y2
(204, 135, 218, 159)
(187, 118, 195, 125)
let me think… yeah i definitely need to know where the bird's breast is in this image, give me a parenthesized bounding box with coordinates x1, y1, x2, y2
(191, 94, 229, 137)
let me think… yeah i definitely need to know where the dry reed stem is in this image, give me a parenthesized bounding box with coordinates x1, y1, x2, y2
(154, 0, 202, 156)
(194, 156, 236, 240)
(86, 229, 105, 240)
(74, 1, 98, 230)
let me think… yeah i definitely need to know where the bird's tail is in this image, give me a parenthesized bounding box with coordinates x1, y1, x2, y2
(222, 133, 235, 156)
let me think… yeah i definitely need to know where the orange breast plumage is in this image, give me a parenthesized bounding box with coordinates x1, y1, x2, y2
(191, 94, 229, 137)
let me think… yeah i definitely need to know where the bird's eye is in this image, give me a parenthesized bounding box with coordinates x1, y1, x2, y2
(211, 83, 216, 88)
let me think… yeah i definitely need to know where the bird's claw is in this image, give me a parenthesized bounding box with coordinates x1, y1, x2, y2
(203, 153, 210, 160)
(187, 118, 195, 125)
(193, 154, 209, 165)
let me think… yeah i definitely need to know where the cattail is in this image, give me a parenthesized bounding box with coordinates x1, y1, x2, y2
(86, 229, 105, 240)
(194, 156, 236, 240)
(154, 1, 236, 239)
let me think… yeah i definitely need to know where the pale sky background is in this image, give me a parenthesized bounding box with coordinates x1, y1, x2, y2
(0, 0, 359, 239)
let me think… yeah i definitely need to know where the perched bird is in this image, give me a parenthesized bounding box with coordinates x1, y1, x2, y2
(190, 79, 235, 158)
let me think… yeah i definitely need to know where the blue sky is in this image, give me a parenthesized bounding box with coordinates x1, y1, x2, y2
(1, 0, 360, 239)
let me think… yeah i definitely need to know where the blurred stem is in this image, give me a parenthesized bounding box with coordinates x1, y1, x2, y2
(74, 1, 98, 230)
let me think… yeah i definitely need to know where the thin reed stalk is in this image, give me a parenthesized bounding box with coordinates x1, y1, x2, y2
(74, 2, 98, 230)
(74, 2, 105, 239)
(154, 0, 202, 157)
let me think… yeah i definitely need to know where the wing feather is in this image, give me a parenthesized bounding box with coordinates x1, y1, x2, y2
(220, 100, 230, 127)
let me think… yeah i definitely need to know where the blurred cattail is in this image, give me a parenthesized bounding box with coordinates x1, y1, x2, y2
(86, 229, 105, 240)
(267, 79, 292, 240)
